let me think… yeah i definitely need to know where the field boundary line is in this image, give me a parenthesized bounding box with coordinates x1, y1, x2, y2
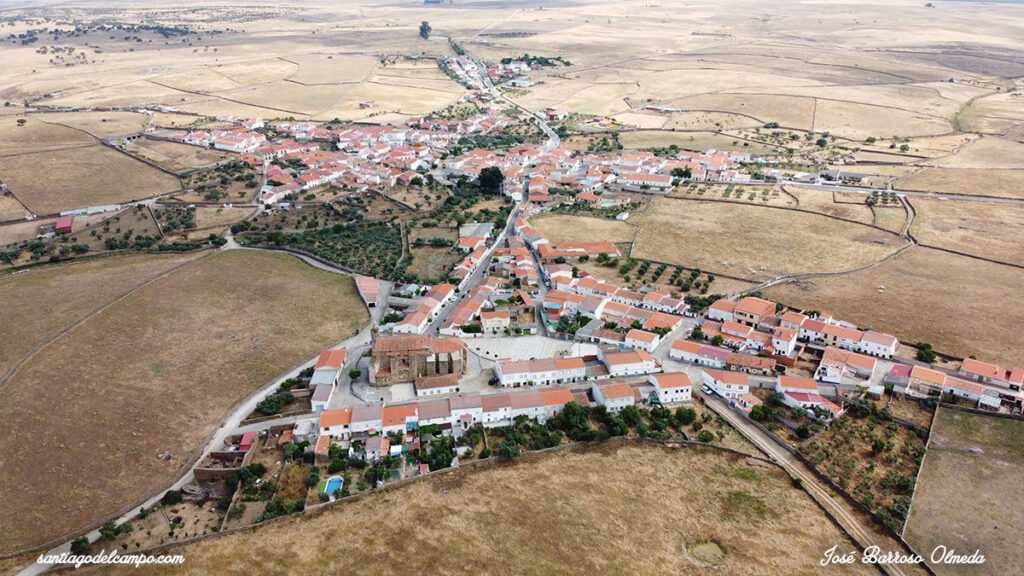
(900, 404, 939, 539)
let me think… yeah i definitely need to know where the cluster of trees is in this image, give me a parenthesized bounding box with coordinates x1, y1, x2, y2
(248, 221, 404, 280)
(254, 391, 294, 416)
(256, 496, 305, 523)
(500, 54, 571, 67)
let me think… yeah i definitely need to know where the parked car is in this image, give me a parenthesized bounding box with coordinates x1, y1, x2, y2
(488, 376, 499, 386)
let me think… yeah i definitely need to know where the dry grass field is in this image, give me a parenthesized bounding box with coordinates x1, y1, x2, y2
(0, 145, 181, 215)
(80, 442, 875, 576)
(933, 136, 1024, 170)
(0, 116, 93, 156)
(872, 205, 908, 234)
(0, 253, 201, 379)
(894, 168, 1024, 200)
(908, 197, 1024, 266)
(192, 206, 257, 234)
(123, 138, 233, 173)
(904, 408, 1024, 576)
(630, 197, 906, 281)
(0, 250, 369, 554)
(530, 213, 636, 245)
(617, 130, 776, 156)
(0, 192, 30, 222)
(763, 247, 1024, 366)
(37, 111, 149, 139)
(784, 186, 875, 225)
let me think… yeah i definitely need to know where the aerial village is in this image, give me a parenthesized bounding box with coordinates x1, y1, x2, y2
(70, 52, 1018, 540)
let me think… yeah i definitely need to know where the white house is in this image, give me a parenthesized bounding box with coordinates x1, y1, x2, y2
(858, 330, 899, 358)
(494, 357, 586, 387)
(350, 404, 384, 434)
(601, 349, 658, 377)
(701, 368, 750, 399)
(480, 310, 511, 333)
(449, 394, 484, 430)
(650, 372, 692, 404)
(772, 327, 799, 357)
(363, 435, 390, 462)
(414, 373, 460, 397)
(624, 329, 660, 353)
(311, 383, 333, 412)
(669, 339, 729, 368)
(318, 407, 354, 438)
(592, 380, 636, 413)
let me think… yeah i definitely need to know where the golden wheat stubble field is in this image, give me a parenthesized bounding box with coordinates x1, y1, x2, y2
(0, 250, 369, 554)
(78, 442, 875, 576)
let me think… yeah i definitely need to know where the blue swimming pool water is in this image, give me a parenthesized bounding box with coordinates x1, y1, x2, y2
(324, 476, 343, 495)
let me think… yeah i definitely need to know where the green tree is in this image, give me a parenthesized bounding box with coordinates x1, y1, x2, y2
(750, 405, 772, 422)
(477, 166, 503, 195)
(674, 407, 696, 427)
(70, 537, 91, 555)
(620, 404, 642, 427)
(419, 21, 432, 39)
(915, 342, 936, 364)
(697, 429, 715, 442)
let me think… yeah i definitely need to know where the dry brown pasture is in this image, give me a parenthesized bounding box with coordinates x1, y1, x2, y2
(933, 136, 1024, 169)
(0, 249, 369, 554)
(783, 186, 875, 225)
(908, 197, 1024, 266)
(0, 191, 29, 222)
(124, 138, 233, 173)
(530, 213, 637, 245)
(408, 245, 460, 282)
(617, 130, 777, 156)
(0, 116, 93, 156)
(894, 168, 1024, 199)
(37, 111, 149, 139)
(0, 145, 181, 215)
(871, 205, 909, 234)
(0, 252, 201, 379)
(630, 197, 907, 281)
(904, 408, 1024, 576)
(79, 442, 874, 576)
(192, 206, 257, 234)
(763, 247, 1024, 367)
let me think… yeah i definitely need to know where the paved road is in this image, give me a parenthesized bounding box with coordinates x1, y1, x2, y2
(427, 204, 516, 334)
(469, 52, 560, 150)
(701, 394, 930, 576)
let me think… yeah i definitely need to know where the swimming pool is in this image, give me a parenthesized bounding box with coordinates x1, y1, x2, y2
(324, 475, 343, 496)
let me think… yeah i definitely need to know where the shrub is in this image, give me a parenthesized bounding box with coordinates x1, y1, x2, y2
(70, 537, 91, 555)
(160, 490, 183, 507)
